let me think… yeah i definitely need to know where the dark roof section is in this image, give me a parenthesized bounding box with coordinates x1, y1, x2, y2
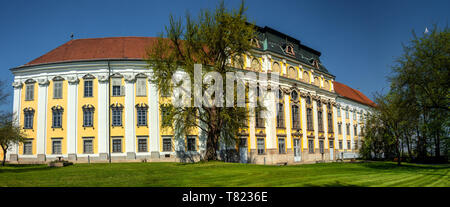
(253, 25, 332, 76)
(333, 81, 376, 107)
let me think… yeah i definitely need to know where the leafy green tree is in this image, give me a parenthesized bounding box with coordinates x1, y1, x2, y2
(0, 113, 26, 166)
(145, 1, 257, 161)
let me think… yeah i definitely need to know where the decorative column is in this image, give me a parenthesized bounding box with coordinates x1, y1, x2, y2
(97, 74, 110, 160)
(300, 93, 307, 152)
(124, 74, 136, 159)
(36, 78, 49, 162)
(312, 96, 319, 152)
(9, 81, 23, 161)
(148, 78, 160, 158)
(66, 76, 79, 160)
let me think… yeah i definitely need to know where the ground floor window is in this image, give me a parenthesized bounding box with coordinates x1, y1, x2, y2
(308, 139, 314, 153)
(137, 136, 148, 152)
(329, 140, 334, 149)
(187, 136, 196, 151)
(319, 140, 324, 154)
(239, 138, 247, 148)
(339, 140, 343, 149)
(257, 138, 265, 155)
(83, 138, 94, 154)
(347, 141, 351, 150)
(278, 137, 286, 154)
(162, 136, 172, 152)
(23, 141, 32, 155)
(52, 139, 62, 154)
(112, 138, 122, 153)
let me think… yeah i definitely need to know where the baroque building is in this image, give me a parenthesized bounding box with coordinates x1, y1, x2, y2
(5, 26, 375, 164)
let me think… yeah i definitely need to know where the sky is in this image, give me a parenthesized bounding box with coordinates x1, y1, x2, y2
(0, 0, 448, 112)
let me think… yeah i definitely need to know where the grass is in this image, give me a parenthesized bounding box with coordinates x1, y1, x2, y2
(0, 161, 448, 187)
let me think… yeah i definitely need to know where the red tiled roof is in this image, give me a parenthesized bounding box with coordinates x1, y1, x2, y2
(333, 81, 376, 107)
(25, 37, 159, 66)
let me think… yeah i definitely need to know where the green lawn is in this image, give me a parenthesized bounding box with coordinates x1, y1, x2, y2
(0, 161, 448, 187)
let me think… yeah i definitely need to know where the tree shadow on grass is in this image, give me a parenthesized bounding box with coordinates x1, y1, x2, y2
(360, 162, 450, 171)
(0, 164, 57, 174)
(302, 181, 361, 187)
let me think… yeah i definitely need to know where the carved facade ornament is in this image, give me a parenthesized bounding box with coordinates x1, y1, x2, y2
(97, 74, 109, 82)
(124, 73, 136, 82)
(135, 103, 149, 108)
(52, 76, 65, 81)
(66, 76, 79, 84)
(23, 107, 35, 113)
(83, 74, 96, 79)
(82, 104, 95, 110)
(12, 81, 23, 89)
(37, 78, 49, 86)
(110, 102, 124, 108)
(51, 105, 64, 111)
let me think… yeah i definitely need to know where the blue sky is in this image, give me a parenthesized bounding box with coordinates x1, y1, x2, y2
(0, 0, 448, 112)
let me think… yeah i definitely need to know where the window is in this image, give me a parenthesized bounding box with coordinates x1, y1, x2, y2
(187, 136, 196, 151)
(162, 136, 172, 152)
(347, 141, 351, 149)
(239, 138, 247, 148)
(355, 140, 359, 149)
(53, 81, 63, 99)
(24, 109, 34, 129)
(328, 113, 333, 133)
(337, 108, 341, 117)
(306, 96, 311, 105)
(291, 91, 298, 101)
(23, 141, 32, 155)
(137, 136, 148, 152)
(329, 140, 334, 149)
(291, 105, 300, 129)
(346, 124, 350, 135)
(112, 78, 123, 96)
(111, 107, 123, 126)
(339, 141, 343, 149)
(353, 112, 356, 120)
(257, 138, 265, 155)
(338, 123, 342, 134)
(307, 108, 313, 130)
(278, 138, 286, 154)
(136, 78, 147, 96)
(84, 80, 93, 97)
(345, 110, 349, 119)
(276, 103, 284, 128)
(83, 139, 93, 154)
(25, 84, 34, 101)
(112, 138, 122, 153)
(52, 107, 63, 128)
(354, 125, 357, 136)
(83, 108, 94, 127)
(52, 139, 62, 154)
(136, 105, 148, 126)
(308, 139, 314, 153)
(161, 106, 171, 127)
(319, 140, 324, 154)
(255, 110, 264, 128)
(318, 111, 323, 132)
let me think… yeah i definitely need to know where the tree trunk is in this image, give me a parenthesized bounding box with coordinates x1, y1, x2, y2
(2, 148, 6, 166)
(204, 128, 220, 161)
(435, 131, 440, 159)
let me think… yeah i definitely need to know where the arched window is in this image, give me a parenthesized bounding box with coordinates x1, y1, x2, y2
(251, 58, 261, 71)
(272, 62, 281, 73)
(303, 71, 309, 83)
(291, 90, 298, 101)
(307, 108, 313, 131)
(51, 106, 64, 128)
(291, 105, 300, 129)
(288, 67, 297, 79)
(276, 103, 284, 128)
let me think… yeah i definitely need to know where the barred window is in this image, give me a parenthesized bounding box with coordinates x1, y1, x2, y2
(318, 110, 323, 132)
(83, 108, 94, 127)
(112, 138, 122, 153)
(257, 138, 265, 155)
(52, 108, 63, 128)
(23, 141, 32, 155)
(278, 138, 285, 154)
(319, 140, 324, 154)
(25, 84, 34, 101)
(53, 81, 63, 99)
(308, 139, 314, 153)
(52, 139, 62, 154)
(162, 136, 172, 152)
(328, 113, 333, 133)
(24, 109, 34, 129)
(136, 106, 148, 126)
(276, 103, 284, 128)
(83, 139, 93, 154)
(84, 80, 93, 97)
(137, 137, 148, 152)
(111, 107, 122, 126)
(307, 108, 313, 130)
(187, 136, 196, 151)
(291, 105, 300, 129)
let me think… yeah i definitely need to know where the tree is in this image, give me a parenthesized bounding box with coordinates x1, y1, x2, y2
(0, 113, 26, 166)
(145, 1, 258, 161)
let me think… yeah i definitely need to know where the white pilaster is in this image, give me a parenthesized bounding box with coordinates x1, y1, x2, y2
(66, 76, 79, 155)
(148, 80, 160, 153)
(301, 97, 307, 148)
(313, 99, 318, 148)
(36, 78, 49, 155)
(124, 74, 136, 153)
(10, 81, 23, 157)
(284, 94, 291, 149)
(97, 75, 109, 154)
